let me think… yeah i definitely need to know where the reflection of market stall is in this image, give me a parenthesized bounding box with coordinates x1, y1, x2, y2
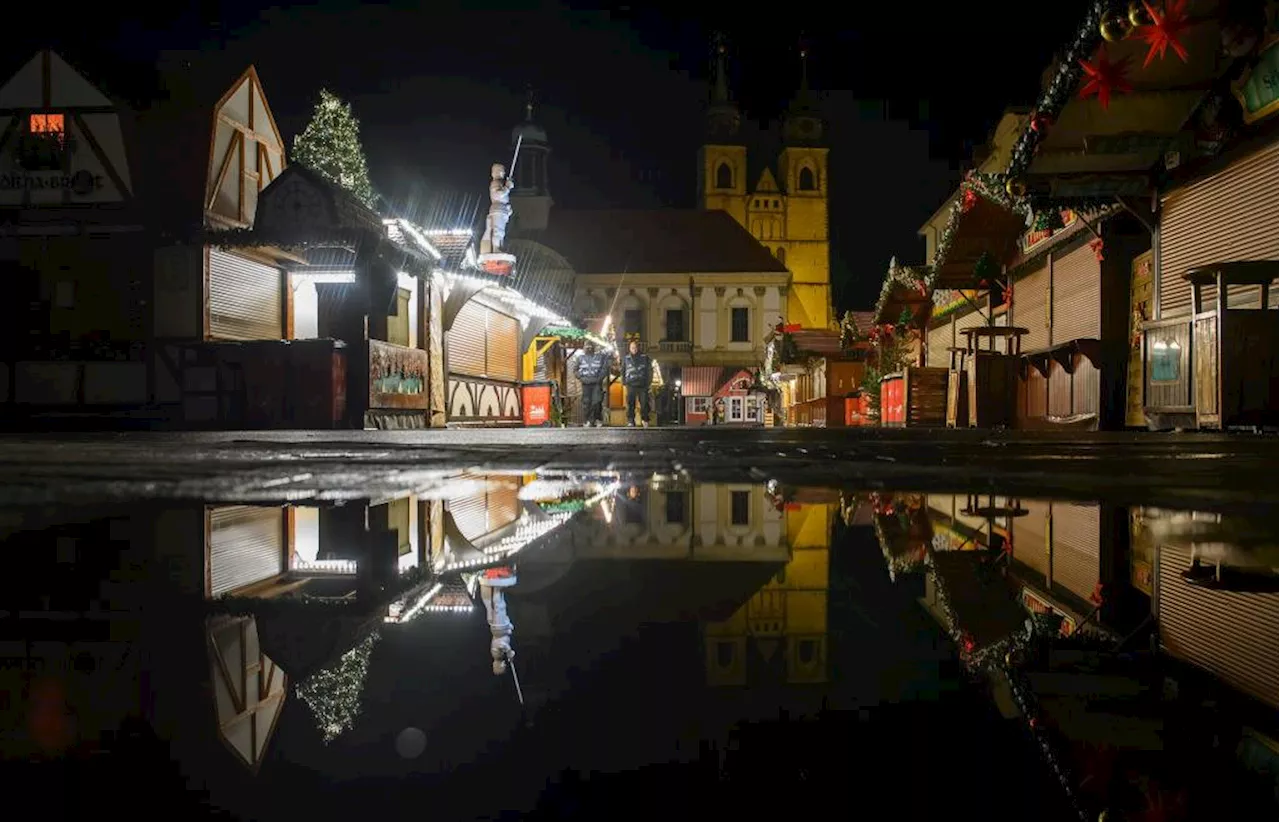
(1136, 506, 1279, 710)
(187, 497, 435, 604)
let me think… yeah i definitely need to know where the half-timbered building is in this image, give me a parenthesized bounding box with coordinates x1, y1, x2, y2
(0, 50, 147, 420)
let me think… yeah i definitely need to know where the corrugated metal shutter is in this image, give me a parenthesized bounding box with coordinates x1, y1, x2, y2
(447, 301, 488, 376)
(1158, 543, 1278, 708)
(1158, 142, 1279, 317)
(209, 506, 284, 597)
(448, 492, 489, 542)
(1051, 243, 1101, 343)
(1012, 499, 1050, 581)
(209, 250, 282, 340)
(486, 310, 520, 382)
(1050, 503, 1100, 603)
(1013, 262, 1050, 351)
(487, 484, 521, 532)
(957, 304, 983, 348)
(927, 320, 952, 368)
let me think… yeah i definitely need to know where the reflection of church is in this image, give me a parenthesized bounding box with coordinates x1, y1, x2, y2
(703, 496, 835, 686)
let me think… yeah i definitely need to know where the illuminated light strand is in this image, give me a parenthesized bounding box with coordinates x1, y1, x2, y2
(296, 631, 380, 744)
(293, 558, 359, 574)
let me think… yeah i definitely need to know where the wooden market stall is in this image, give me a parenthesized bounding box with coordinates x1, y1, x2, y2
(1182, 261, 1278, 430)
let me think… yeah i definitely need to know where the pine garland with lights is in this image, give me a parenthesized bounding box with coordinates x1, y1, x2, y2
(1006, 1, 1110, 183)
(872, 258, 930, 327)
(293, 89, 377, 209)
(297, 630, 381, 744)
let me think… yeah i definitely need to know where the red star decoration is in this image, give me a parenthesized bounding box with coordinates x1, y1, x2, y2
(1138, 0, 1191, 68)
(1090, 582, 1105, 606)
(1089, 237, 1106, 261)
(961, 188, 978, 213)
(1078, 46, 1133, 110)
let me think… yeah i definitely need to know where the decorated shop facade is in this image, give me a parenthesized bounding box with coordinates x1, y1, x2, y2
(869, 0, 1276, 432)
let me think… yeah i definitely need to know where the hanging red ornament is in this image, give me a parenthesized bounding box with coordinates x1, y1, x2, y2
(1090, 582, 1105, 606)
(1078, 46, 1133, 110)
(1089, 237, 1106, 261)
(1001, 282, 1014, 306)
(961, 188, 978, 212)
(960, 632, 976, 654)
(1030, 112, 1054, 133)
(1138, 0, 1191, 68)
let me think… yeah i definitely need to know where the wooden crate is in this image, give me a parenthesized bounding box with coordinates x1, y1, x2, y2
(883, 367, 948, 427)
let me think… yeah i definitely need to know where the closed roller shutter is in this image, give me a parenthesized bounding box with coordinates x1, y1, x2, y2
(209, 250, 282, 340)
(209, 506, 284, 597)
(448, 492, 489, 542)
(1050, 503, 1100, 604)
(1013, 262, 1050, 351)
(486, 310, 520, 382)
(927, 320, 953, 368)
(448, 478, 522, 542)
(447, 301, 488, 376)
(446, 300, 521, 380)
(1012, 499, 1050, 581)
(1158, 142, 1279, 317)
(954, 309, 985, 366)
(1051, 243, 1101, 344)
(1158, 543, 1278, 708)
(486, 483, 521, 531)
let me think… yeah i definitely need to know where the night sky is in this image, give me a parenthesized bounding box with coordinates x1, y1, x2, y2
(16, 2, 1084, 310)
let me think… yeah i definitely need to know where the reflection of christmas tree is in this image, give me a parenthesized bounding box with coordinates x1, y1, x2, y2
(297, 631, 379, 744)
(292, 89, 376, 208)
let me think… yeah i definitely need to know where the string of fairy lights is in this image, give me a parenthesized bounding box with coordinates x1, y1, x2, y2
(296, 630, 381, 745)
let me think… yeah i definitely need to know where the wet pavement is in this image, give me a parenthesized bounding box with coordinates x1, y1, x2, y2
(1, 436, 1276, 821)
(0, 428, 1273, 511)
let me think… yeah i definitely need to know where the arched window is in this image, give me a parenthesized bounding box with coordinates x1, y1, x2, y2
(798, 166, 817, 191)
(775, 246, 787, 266)
(715, 161, 734, 189)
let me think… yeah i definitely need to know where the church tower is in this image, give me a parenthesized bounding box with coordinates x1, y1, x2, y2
(697, 34, 748, 227)
(778, 47, 832, 329)
(511, 88, 552, 232)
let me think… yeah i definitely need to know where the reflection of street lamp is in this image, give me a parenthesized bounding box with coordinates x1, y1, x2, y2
(674, 379, 684, 426)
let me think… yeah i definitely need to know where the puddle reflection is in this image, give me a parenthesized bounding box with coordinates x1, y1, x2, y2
(0, 475, 1275, 820)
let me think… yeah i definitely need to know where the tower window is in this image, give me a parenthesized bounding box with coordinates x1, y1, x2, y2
(798, 166, 817, 191)
(772, 199, 779, 208)
(715, 161, 733, 190)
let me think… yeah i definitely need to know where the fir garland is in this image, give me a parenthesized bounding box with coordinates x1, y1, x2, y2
(1005, 1, 1110, 184)
(292, 89, 377, 208)
(872, 259, 930, 327)
(297, 630, 380, 744)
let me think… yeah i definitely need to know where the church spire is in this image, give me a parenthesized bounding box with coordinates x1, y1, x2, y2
(705, 32, 741, 141)
(784, 38, 823, 145)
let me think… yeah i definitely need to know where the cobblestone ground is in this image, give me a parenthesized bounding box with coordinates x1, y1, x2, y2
(0, 428, 1273, 512)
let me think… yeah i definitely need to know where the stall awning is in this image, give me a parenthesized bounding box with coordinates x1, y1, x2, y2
(1007, 0, 1234, 209)
(931, 193, 1029, 290)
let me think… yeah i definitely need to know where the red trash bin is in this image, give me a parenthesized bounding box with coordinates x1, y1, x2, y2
(521, 381, 553, 427)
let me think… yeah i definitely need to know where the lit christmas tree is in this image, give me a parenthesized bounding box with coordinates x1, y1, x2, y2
(296, 631, 380, 744)
(292, 89, 376, 208)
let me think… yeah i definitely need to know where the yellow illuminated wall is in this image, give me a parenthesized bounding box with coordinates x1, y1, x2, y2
(699, 143, 831, 331)
(703, 501, 833, 686)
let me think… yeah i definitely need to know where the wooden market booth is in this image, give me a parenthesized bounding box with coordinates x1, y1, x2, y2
(873, 264, 947, 426)
(918, 175, 1029, 428)
(1006, 0, 1277, 431)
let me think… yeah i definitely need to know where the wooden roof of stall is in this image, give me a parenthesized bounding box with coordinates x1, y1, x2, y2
(932, 195, 1029, 290)
(1013, 0, 1239, 207)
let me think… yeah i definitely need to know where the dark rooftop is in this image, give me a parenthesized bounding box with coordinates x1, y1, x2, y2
(527, 209, 790, 276)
